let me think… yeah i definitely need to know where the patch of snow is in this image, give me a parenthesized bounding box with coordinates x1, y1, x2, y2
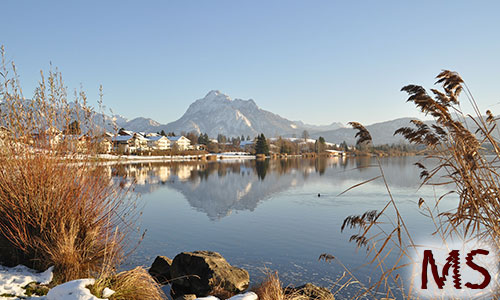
(46, 279, 106, 300)
(235, 110, 252, 127)
(228, 292, 259, 300)
(218, 152, 252, 156)
(290, 124, 297, 129)
(101, 288, 115, 298)
(0, 265, 53, 298)
(195, 297, 220, 300)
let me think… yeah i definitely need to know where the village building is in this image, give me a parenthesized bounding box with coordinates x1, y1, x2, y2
(147, 135, 171, 150)
(31, 127, 63, 148)
(118, 129, 134, 136)
(169, 136, 191, 151)
(112, 135, 133, 153)
(112, 133, 148, 153)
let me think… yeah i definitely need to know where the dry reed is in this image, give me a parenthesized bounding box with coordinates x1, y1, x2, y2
(328, 70, 500, 299)
(0, 45, 136, 284)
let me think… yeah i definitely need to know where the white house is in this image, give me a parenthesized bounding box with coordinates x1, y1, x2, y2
(147, 136, 171, 150)
(169, 136, 191, 151)
(112, 133, 149, 153)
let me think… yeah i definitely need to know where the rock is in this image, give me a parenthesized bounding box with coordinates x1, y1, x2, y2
(149, 255, 173, 284)
(285, 283, 334, 300)
(175, 294, 197, 300)
(170, 251, 250, 298)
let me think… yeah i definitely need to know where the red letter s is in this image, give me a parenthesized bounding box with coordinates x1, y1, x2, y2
(464, 249, 491, 289)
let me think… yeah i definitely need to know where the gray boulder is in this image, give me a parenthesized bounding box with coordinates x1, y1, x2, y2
(149, 255, 173, 284)
(170, 251, 249, 298)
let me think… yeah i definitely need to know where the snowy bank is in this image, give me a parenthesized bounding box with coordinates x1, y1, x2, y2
(46, 279, 113, 300)
(0, 265, 115, 300)
(0, 265, 52, 298)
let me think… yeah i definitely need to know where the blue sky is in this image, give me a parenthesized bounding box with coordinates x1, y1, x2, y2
(2, 1, 500, 125)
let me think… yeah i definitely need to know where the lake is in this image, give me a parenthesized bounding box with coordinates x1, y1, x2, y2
(112, 156, 456, 299)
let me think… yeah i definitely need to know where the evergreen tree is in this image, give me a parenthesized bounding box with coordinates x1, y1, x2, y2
(302, 130, 309, 141)
(217, 134, 227, 144)
(198, 133, 209, 145)
(160, 130, 167, 136)
(254, 133, 269, 155)
(315, 136, 326, 153)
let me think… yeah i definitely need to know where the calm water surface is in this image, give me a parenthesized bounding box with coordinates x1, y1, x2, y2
(113, 157, 455, 298)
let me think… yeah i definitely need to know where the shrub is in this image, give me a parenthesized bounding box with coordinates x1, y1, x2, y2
(0, 46, 135, 283)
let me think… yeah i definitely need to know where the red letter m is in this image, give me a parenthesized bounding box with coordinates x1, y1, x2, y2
(421, 249, 461, 289)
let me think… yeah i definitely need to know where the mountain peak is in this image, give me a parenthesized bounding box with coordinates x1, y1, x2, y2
(204, 90, 231, 101)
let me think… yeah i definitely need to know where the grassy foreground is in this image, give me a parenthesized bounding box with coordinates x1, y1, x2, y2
(0, 46, 165, 299)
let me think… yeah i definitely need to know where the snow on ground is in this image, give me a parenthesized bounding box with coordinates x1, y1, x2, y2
(0, 265, 52, 298)
(227, 292, 258, 300)
(217, 152, 254, 160)
(195, 292, 258, 300)
(0, 265, 114, 300)
(97, 153, 255, 164)
(45, 279, 110, 300)
(0, 264, 252, 300)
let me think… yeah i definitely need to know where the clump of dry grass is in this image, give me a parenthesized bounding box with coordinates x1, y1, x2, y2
(253, 271, 335, 300)
(0, 45, 135, 283)
(90, 267, 166, 300)
(253, 271, 286, 300)
(0, 155, 131, 282)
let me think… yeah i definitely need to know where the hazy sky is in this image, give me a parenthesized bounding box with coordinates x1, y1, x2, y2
(2, 1, 500, 126)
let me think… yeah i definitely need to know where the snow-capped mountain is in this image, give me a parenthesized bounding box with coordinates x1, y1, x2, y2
(163, 90, 308, 137)
(115, 90, 343, 137)
(309, 118, 425, 145)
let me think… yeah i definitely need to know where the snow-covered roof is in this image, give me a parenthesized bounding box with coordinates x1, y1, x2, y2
(112, 135, 133, 142)
(169, 136, 188, 142)
(147, 136, 169, 141)
(119, 130, 134, 136)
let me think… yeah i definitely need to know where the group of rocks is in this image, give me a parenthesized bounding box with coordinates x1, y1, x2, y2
(148, 250, 334, 300)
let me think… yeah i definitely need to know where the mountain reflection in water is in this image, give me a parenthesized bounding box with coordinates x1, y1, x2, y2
(112, 156, 456, 298)
(110, 156, 424, 221)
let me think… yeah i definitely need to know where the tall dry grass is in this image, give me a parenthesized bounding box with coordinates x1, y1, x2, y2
(325, 70, 500, 299)
(90, 267, 166, 300)
(253, 271, 286, 300)
(0, 46, 135, 284)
